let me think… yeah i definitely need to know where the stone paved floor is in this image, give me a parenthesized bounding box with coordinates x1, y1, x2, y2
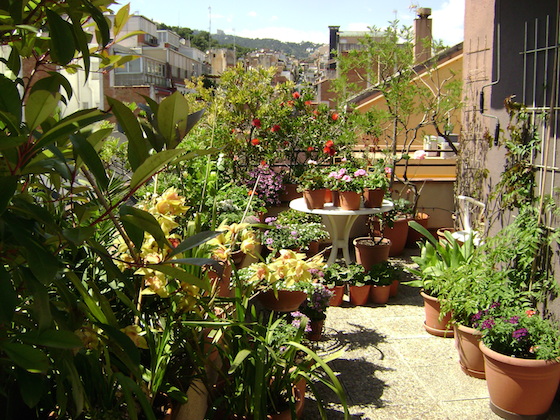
(300, 249, 560, 420)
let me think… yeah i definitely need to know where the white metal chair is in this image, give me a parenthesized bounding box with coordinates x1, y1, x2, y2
(452, 195, 486, 246)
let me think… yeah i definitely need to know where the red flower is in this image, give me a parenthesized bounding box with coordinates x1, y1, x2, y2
(251, 138, 260, 146)
(252, 118, 261, 128)
(287, 100, 294, 107)
(525, 309, 536, 317)
(331, 112, 339, 121)
(323, 140, 336, 156)
(313, 109, 319, 116)
(292, 92, 300, 99)
(307, 146, 314, 152)
(271, 124, 281, 132)
(324, 140, 334, 148)
(260, 160, 267, 166)
(304, 100, 312, 106)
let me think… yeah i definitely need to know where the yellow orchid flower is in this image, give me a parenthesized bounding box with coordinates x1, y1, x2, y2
(121, 325, 149, 349)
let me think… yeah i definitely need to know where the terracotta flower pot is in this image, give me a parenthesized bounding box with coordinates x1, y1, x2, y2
(328, 285, 345, 306)
(338, 191, 361, 210)
(349, 284, 371, 306)
(363, 188, 386, 208)
(353, 237, 391, 271)
(257, 290, 308, 312)
(406, 212, 430, 247)
(389, 279, 399, 297)
(307, 319, 325, 341)
(369, 285, 390, 304)
(480, 342, 560, 417)
(280, 183, 302, 202)
(331, 190, 340, 207)
(208, 262, 233, 297)
(373, 218, 409, 256)
(454, 324, 485, 379)
(303, 189, 326, 209)
(420, 291, 453, 337)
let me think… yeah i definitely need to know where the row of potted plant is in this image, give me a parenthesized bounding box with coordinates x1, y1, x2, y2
(405, 206, 560, 417)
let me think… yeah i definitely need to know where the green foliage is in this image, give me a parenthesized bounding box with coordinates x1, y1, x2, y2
(323, 263, 368, 287)
(366, 261, 401, 286)
(263, 215, 328, 252)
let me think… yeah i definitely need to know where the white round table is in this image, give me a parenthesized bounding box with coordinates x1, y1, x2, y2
(289, 197, 394, 265)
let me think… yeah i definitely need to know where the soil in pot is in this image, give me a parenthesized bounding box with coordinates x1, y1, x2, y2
(353, 237, 391, 271)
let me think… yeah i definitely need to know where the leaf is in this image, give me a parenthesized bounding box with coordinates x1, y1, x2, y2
(129, 149, 185, 190)
(16, 369, 45, 408)
(62, 226, 97, 245)
(25, 90, 61, 131)
(228, 349, 252, 374)
(107, 97, 149, 171)
(146, 264, 210, 291)
(0, 74, 22, 123)
(83, 0, 111, 47)
(69, 10, 91, 78)
(70, 133, 109, 190)
(0, 175, 17, 214)
(46, 9, 76, 65)
(16, 237, 60, 285)
(0, 266, 17, 324)
(7, 46, 20, 76)
(30, 72, 73, 101)
(113, 3, 131, 37)
(21, 329, 82, 349)
(185, 109, 205, 136)
(0, 342, 50, 373)
(119, 205, 169, 250)
(115, 373, 156, 420)
(167, 231, 221, 258)
(157, 91, 189, 148)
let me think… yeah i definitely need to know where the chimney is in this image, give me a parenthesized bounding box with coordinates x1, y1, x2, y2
(328, 25, 339, 70)
(414, 7, 432, 64)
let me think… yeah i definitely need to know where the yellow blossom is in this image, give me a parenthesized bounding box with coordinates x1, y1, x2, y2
(74, 325, 100, 350)
(155, 188, 189, 216)
(121, 325, 148, 349)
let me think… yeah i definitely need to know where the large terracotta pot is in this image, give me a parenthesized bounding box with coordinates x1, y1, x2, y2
(303, 189, 326, 209)
(420, 291, 453, 337)
(406, 212, 431, 246)
(349, 285, 371, 306)
(269, 384, 305, 420)
(369, 285, 390, 304)
(480, 342, 560, 417)
(208, 263, 233, 297)
(373, 217, 409, 256)
(328, 285, 345, 306)
(257, 290, 308, 312)
(363, 188, 385, 208)
(353, 237, 391, 271)
(454, 324, 485, 379)
(338, 191, 361, 210)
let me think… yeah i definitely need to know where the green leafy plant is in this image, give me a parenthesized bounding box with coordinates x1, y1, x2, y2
(323, 263, 368, 287)
(366, 261, 402, 287)
(263, 213, 328, 252)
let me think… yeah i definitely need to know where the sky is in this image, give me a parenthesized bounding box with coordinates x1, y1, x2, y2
(120, 0, 465, 47)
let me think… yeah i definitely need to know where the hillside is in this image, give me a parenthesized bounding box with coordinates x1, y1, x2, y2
(212, 32, 321, 60)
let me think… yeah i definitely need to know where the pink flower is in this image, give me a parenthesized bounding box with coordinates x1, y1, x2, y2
(328, 171, 338, 178)
(354, 168, 367, 177)
(338, 168, 347, 176)
(342, 175, 352, 182)
(413, 150, 427, 159)
(384, 166, 392, 175)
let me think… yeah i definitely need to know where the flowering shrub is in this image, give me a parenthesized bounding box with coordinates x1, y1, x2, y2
(473, 303, 560, 360)
(300, 283, 333, 321)
(246, 250, 326, 292)
(243, 163, 284, 206)
(263, 215, 329, 252)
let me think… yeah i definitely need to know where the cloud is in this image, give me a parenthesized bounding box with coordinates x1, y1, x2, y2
(432, 0, 464, 45)
(248, 11, 257, 18)
(237, 27, 326, 44)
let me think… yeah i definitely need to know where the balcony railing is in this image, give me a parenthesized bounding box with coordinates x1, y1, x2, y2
(113, 73, 171, 87)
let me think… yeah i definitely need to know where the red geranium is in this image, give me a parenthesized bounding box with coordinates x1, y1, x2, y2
(251, 138, 260, 146)
(271, 124, 281, 132)
(304, 100, 312, 106)
(252, 118, 261, 128)
(331, 112, 339, 121)
(307, 146, 314, 152)
(292, 92, 300, 99)
(323, 140, 336, 156)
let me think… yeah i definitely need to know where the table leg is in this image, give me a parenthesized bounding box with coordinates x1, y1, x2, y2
(323, 214, 360, 265)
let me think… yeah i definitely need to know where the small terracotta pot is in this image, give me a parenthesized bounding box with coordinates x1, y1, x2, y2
(353, 237, 391, 271)
(338, 191, 361, 210)
(373, 218, 409, 256)
(480, 342, 560, 417)
(257, 290, 308, 312)
(420, 291, 453, 337)
(307, 320, 325, 341)
(331, 190, 340, 207)
(349, 285, 371, 306)
(454, 324, 485, 379)
(363, 188, 385, 208)
(389, 279, 399, 297)
(369, 285, 390, 304)
(324, 189, 333, 203)
(328, 285, 345, 306)
(303, 189, 326, 209)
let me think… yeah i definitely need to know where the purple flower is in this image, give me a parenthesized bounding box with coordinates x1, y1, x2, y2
(507, 316, 520, 324)
(512, 328, 529, 341)
(265, 237, 274, 245)
(265, 216, 276, 224)
(490, 302, 501, 309)
(480, 319, 495, 330)
(290, 230, 299, 237)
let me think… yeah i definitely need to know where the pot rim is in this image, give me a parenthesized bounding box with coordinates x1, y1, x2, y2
(479, 341, 560, 368)
(353, 236, 392, 246)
